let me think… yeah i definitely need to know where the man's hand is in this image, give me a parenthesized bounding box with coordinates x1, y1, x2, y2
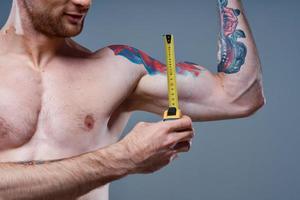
(118, 116, 194, 174)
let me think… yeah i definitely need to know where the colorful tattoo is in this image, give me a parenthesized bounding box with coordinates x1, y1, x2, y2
(108, 45, 202, 77)
(176, 61, 202, 77)
(218, 0, 247, 74)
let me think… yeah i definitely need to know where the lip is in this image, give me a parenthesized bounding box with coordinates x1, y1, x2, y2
(65, 12, 84, 17)
(64, 13, 85, 24)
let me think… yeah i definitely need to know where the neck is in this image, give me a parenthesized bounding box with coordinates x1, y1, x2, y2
(0, 0, 67, 70)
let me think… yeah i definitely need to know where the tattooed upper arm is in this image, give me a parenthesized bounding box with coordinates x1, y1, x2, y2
(106, 44, 218, 117)
(105, 0, 262, 119)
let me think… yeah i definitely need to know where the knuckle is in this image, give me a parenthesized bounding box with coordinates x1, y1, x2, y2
(181, 131, 192, 141)
(161, 123, 172, 133)
(178, 120, 185, 128)
(183, 116, 192, 126)
(183, 131, 194, 140)
(162, 135, 175, 148)
(187, 119, 193, 128)
(170, 134, 180, 145)
(177, 118, 192, 129)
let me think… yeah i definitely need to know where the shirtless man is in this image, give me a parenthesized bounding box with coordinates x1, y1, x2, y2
(0, 0, 265, 199)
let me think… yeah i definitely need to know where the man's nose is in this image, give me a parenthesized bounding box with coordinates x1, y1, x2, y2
(71, 0, 91, 9)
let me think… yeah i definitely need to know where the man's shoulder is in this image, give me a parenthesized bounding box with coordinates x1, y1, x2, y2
(92, 44, 146, 69)
(92, 44, 137, 59)
(90, 44, 145, 74)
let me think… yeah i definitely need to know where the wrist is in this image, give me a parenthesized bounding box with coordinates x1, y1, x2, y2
(93, 142, 134, 178)
(108, 142, 136, 175)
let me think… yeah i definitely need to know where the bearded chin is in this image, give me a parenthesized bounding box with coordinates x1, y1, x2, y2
(27, 10, 83, 38)
(50, 22, 84, 38)
(33, 17, 84, 38)
(22, 0, 84, 37)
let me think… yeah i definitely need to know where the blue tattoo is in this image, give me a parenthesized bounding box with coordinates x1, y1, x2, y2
(217, 0, 247, 74)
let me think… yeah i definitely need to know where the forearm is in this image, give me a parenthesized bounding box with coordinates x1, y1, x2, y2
(0, 144, 129, 200)
(217, 0, 264, 106)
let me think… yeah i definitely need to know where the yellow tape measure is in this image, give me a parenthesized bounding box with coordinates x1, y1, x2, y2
(163, 34, 182, 121)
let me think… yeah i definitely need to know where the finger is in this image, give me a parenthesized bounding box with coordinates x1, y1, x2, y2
(163, 115, 193, 132)
(169, 130, 194, 145)
(164, 130, 194, 149)
(177, 130, 195, 142)
(173, 141, 191, 153)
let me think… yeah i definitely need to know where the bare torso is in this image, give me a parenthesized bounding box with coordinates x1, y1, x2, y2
(0, 36, 143, 199)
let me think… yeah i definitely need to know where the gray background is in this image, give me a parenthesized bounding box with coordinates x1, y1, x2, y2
(1, 0, 299, 200)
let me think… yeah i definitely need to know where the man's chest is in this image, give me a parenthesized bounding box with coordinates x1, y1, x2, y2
(0, 59, 137, 152)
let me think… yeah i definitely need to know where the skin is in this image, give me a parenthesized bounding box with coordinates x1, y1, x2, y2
(0, 0, 265, 199)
